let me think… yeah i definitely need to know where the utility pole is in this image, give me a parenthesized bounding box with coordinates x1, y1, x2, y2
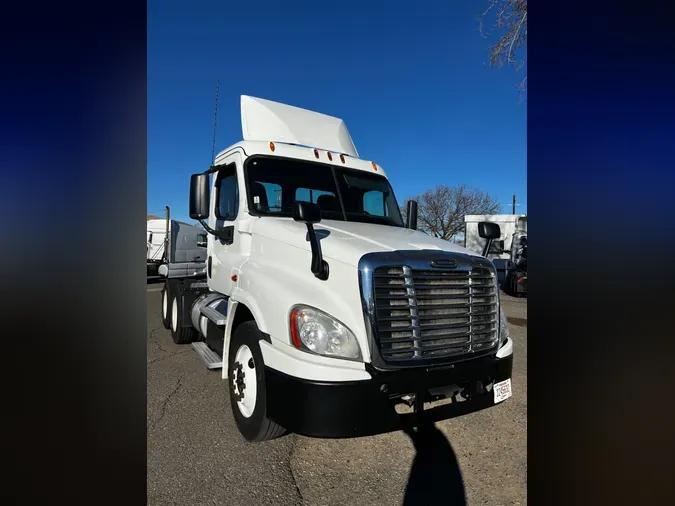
(512, 194, 516, 215)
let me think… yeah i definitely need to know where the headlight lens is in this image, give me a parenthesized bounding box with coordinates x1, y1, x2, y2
(499, 306, 510, 346)
(290, 306, 361, 360)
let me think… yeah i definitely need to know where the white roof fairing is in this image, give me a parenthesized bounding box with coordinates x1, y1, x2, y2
(240, 95, 359, 158)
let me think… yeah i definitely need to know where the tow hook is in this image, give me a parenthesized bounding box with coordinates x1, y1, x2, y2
(401, 394, 425, 413)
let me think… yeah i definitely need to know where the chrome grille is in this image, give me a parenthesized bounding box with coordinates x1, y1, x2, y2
(372, 264, 498, 363)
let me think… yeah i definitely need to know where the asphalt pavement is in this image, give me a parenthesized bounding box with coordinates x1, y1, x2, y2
(147, 284, 527, 506)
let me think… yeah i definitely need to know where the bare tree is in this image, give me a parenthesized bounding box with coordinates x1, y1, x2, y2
(401, 184, 501, 241)
(478, 0, 527, 96)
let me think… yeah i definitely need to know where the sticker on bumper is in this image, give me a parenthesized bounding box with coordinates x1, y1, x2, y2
(494, 379, 512, 403)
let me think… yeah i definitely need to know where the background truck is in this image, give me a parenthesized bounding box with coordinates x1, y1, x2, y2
(147, 206, 208, 279)
(161, 95, 514, 441)
(464, 214, 527, 290)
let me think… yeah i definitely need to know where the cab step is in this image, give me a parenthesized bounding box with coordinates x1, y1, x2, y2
(200, 306, 227, 326)
(191, 342, 222, 370)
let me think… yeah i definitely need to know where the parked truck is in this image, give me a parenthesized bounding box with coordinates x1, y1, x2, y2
(464, 214, 527, 292)
(147, 206, 208, 279)
(161, 95, 513, 441)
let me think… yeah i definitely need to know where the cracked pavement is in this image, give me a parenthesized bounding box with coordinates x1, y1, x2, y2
(147, 284, 527, 505)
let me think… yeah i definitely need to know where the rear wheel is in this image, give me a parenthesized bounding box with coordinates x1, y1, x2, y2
(161, 282, 172, 329)
(170, 286, 197, 345)
(228, 321, 286, 442)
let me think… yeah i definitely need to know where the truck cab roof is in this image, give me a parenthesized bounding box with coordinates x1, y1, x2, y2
(212, 95, 385, 177)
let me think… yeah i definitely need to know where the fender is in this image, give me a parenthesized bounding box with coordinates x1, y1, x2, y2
(221, 298, 270, 380)
(236, 236, 370, 357)
(221, 299, 238, 380)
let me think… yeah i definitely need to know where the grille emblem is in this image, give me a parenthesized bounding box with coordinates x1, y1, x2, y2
(430, 259, 458, 269)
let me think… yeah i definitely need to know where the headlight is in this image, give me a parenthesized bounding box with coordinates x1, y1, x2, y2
(499, 306, 510, 346)
(289, 306, 362, 360)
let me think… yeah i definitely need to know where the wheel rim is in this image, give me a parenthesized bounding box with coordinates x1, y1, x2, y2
(162, 289, 167, 319)
(172, 298, 178, 332)
(232, 345, 257, 418)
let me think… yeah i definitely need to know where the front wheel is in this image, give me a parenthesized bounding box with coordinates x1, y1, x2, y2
(228, 321, 286, 442)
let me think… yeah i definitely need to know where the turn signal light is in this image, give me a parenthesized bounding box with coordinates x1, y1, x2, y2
(327, 152, 333, 161)
(314, 149, 319, 159)
(371, 161, 378, 171)
(269, 141, 275, 152)
(340, 154, 345, 163)
(289, 307, 303, 348)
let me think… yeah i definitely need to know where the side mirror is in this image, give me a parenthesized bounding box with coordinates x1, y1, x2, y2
(478, 221, 501, 257)
(293, 201, 321, 224)
(292, 201, 328, 280)
(478, 221, 501, 240)
(405, 200, 418, 230)
(189, 174, 210, 220)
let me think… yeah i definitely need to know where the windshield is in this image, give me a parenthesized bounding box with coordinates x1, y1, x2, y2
(244, 156, 404, 227)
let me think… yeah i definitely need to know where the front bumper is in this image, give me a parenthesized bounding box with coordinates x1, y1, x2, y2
(265, 348, 513, 438)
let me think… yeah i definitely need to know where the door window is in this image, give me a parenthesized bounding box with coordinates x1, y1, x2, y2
(216, 165, 239, 220)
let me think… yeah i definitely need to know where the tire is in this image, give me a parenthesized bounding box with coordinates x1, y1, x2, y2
(170, 286, 197, 345)
(228, 321, 286, 442)
(161, 281, 172, 330)
(506, 273, 515, 296)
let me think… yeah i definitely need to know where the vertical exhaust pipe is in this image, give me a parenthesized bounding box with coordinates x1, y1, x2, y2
(163, 206, 170, 262)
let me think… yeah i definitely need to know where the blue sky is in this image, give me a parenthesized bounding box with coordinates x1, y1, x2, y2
(148, 0, 526, 222)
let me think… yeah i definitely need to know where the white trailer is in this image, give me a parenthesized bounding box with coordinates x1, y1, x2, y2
(464, 214, 527, 284)
(161, 96, 514, 441)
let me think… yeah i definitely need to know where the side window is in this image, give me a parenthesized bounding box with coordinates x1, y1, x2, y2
(196, 233, 207, 248)
(363, 190, 386, 217)
(263, 182, 282, 212)
(216, 166, 239, 220)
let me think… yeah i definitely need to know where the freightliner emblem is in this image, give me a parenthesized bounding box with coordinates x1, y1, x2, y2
(430, 259, 458, 269)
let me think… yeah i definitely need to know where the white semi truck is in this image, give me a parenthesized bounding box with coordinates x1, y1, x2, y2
(161, 96, 514, 441)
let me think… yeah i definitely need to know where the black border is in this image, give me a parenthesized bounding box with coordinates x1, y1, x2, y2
(1, 2, 147, 504)
(528, 1, 675, 504)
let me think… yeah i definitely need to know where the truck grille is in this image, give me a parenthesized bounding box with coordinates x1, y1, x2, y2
(372, 264, 498, 363)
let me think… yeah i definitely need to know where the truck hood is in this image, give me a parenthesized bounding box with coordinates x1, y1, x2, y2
(251, 218, 482, 267)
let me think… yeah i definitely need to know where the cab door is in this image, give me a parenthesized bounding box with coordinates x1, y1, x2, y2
(207, 152, 244, 296)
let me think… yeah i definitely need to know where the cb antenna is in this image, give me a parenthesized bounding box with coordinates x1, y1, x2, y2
(211, 79, 220, 164)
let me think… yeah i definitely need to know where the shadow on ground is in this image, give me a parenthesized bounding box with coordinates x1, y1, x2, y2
(402, 420, 466, 505)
